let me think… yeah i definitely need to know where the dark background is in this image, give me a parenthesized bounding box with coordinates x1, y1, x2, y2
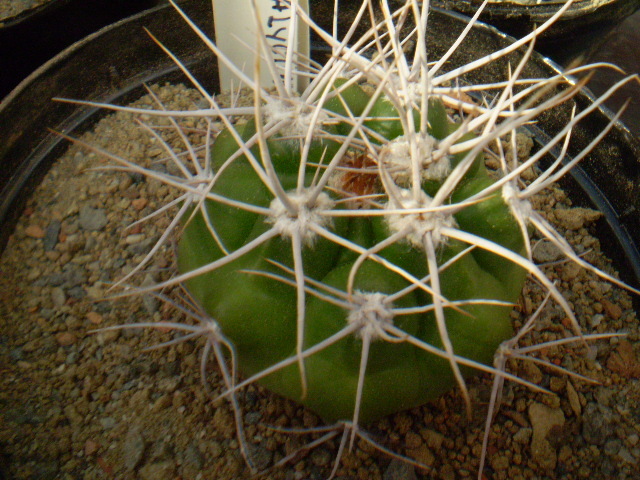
(0, 0, 166, 100)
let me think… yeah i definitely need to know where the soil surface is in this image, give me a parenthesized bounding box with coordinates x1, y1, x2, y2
(1, 83, 640, 480)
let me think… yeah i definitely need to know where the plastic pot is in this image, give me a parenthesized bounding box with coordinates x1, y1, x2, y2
(431, 0, 640, 55)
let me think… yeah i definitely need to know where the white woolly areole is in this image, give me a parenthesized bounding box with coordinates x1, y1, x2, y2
(502, 181, 533, 220)
(347, 292, 394, 341)
(385, 188, 456, 248)
(186, 178, 211, 204)
(379, 134, 450, 186)
(267, 190, 335, 245)
(380, 71, 422, 105)
(264, 99, 329, 138)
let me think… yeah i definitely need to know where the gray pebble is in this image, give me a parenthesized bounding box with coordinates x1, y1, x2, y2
(582, 402, 613, 445)
(79, 205, 108, 231)
(51, 287, 66, 307)
(157, 376, 181, 393)
(65, 351, 78, 365)
(138, 460, 176, 480)
(61, 264, 86, 288)
(620, 447, 638, 464)
(513, 427, 532, 444)
(128, 236, 157, 255)
(124, 426, 146, 471)
(28, 460, 59, 480)
(309, 448, 332, 467)
(43, 220, 61, 251)
(47, 273, 65, 287)
(99, 417, 116, 430)
(605, 438, 622, 456)
(128, 171, 145, 184)
(181, 442, 205, 473)
(94, 301, 112, 314)
(9, 348, 23, 361)
(248, 444, 273, 471)
(41, 335, 58, 355)
(67, 285, 86, 299)
(244, 411, 262, 425)
(141, 274, 159, 315)
(532, 240, 563, 263)
(383, 458, 417, 480)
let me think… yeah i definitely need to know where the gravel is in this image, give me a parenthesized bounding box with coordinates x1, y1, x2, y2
(1, 82, 639, 480)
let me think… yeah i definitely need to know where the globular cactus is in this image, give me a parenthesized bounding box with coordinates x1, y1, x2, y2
(67, 0, 640, 476)
(177, 83, 528, 424)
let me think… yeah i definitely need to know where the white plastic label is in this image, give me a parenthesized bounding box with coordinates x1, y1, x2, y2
(213, 0, 310, 93)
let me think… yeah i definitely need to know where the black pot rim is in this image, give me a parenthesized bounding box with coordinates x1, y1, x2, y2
(0, 0, 72, 29)
(1, 0, 639, 291)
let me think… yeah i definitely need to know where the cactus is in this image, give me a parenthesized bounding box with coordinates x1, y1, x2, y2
(64, 0, 640, 477)
(176, 83, 528, 424)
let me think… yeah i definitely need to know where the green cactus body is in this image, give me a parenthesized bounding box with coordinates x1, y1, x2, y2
(177, 82, 527, 423)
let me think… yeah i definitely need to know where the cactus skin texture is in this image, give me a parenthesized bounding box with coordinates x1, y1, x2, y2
(177, 81, 527, 424)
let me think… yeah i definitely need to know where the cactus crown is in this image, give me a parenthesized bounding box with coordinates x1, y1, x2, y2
(67, 0, 640, 477)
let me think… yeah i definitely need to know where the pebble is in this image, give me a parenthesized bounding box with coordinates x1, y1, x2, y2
(78, 205, 108, 231)
(138, 460, 176, 480)
(405, 431, 422, 449)
(141, 274, 159, 315)
(604, 438, 622, 456)
(125, 233, 145, 244)
(51, 287, 66, 307)
(123, 427, 146, 471)
(528, 402, 565, 469)
(439, 464, 455, 480)
(248, 444, 273, 471)
(86, 311, 103, 324)
(132, 198, 148, 210)
(96, 328, 120, 345)
(521, 362, 543, 384)
(245, 411, 262, 425)
(84, 439, 100, 456)
(67, 285, 86, 299)
(553, 207, 602, 230)
(405, 444, 435, 468)
(383, 458, 417, 480)
(44, 220, 61, 251)
(566, 381, 582, 417)
(618, 447, 637, 464)
(309, 448, 331, 468)
(55, 332, 77, 346)
(532, 240, 564, 263)
(99, 417, 116, 430)
(420, 429, 445, 450)
(490, 454, 510, 471)
(582, 402, 612, 445)
(590, 313, 604, 328)
(151, 394, 172, 412)
(24, 224, 45, 239)
(549, 376, 565, 392)
(602, 299, 623, 320)
(61, 264, 86, 288)
(181, 443, 205, 474)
